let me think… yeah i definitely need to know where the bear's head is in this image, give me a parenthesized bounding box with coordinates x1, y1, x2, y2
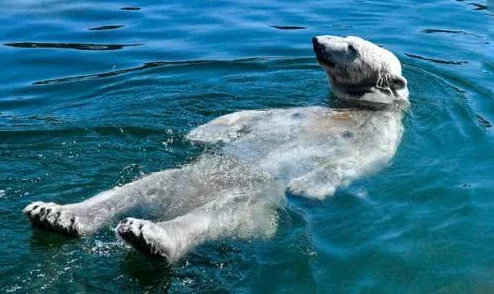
(312, 35, 409, 109)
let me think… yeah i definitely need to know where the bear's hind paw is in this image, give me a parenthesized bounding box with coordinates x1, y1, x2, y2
(116, 217, 175, 262)
(23, 201, 81, 237)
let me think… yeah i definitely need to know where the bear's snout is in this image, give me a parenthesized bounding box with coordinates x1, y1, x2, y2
(312, 36, 335, 68)
(312, 36, 319, 46)
(312, 37, 325, 57)
(312, 36, 325, 52)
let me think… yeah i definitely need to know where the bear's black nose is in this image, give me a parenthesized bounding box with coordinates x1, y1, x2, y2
(312, 37, 324, 55)
(312, 37, 319, 46)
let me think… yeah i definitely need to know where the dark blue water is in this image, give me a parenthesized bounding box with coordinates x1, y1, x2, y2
(1, 0, 494, 292)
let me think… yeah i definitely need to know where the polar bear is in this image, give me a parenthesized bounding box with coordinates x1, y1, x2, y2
(23, 35, 409, 262)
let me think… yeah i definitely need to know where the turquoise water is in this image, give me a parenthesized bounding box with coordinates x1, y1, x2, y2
(1, 0, 494, 292)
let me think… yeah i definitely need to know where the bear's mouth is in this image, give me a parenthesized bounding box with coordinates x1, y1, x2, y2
(316, 56, 335, 68)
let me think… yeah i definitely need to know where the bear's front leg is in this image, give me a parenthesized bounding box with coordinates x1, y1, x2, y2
(286, 162, 359, 200)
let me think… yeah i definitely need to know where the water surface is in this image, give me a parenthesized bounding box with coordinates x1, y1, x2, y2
(1, 0, 494, 293)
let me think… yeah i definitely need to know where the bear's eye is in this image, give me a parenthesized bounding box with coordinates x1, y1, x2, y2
(348, 44, 357, 53)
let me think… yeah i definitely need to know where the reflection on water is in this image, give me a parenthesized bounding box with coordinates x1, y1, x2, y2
(121, 253, 173, 292)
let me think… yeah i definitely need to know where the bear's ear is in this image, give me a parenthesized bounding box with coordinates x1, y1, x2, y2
(359, 74, 407, 106)
(390, 75, 407, 90)
(376, 73, 406, 94)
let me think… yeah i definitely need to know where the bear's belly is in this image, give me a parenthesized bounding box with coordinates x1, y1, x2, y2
(221, 132, 359, 183)
(220, 110, 402, 184)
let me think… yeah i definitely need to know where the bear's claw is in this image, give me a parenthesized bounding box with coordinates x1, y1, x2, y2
(116, 217, 173, 261)
(23, 201, 80, 237)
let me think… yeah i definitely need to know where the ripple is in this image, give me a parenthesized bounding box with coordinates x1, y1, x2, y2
(405, 53, 468, 65)
(4, 42, 142, 51)
(120, 6, 141, 11)
(88, 25, 124, 31)
(422, 29, 464, 34)
(32, 61, 208, 85)
(475, 114, 492, 128)
(33, 57, 315, 85)
(469, 3, 488, 10)
(270, 25, 307, 30)
(421, 28, 483, 39)
(482, 60, 494, 74)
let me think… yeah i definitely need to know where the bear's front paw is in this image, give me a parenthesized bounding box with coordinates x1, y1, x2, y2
(286, 177, 336, 200)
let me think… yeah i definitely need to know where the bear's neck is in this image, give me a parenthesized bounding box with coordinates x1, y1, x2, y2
(329, 81, 409, 112)
(330, 97, 408, 112)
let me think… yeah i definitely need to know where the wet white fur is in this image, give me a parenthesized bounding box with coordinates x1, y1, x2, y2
(24, 35, 409, 262)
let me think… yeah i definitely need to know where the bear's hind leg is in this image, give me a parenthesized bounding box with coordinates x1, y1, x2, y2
(116, 191, 280, 262)
(23, 202, 81, 236)
(23, 188, 130, 236)
(23, 169, 180, 236)
(117, 217, 176, 260)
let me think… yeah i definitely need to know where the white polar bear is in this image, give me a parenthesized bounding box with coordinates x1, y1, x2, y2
(23, 35, 409, 263)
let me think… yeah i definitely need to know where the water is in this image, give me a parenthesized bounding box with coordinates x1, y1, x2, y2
(1, 0, 494, 292)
